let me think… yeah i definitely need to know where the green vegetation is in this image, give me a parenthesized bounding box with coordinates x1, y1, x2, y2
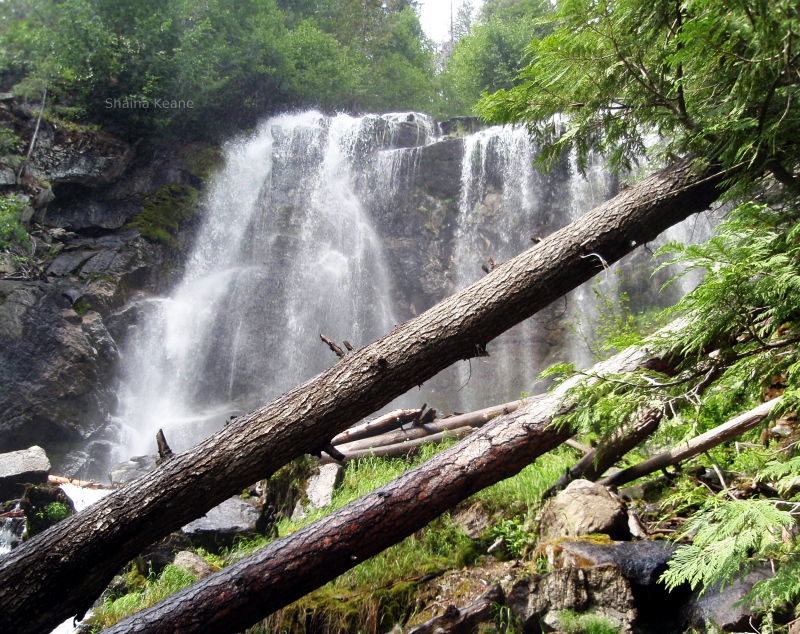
(437, 0, 553, 118)
(474, 0, 800, 625)
(0, 0, 436, 140)
(126, 184, 199, 245)
(89, 564, 198, 630)
(0, 194, 31, 269)
(558, 609, 620, 634)
(91, 441, 578, 632)
(35, 501, 70, 524)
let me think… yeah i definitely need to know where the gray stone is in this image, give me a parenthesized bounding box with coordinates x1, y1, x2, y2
(539, 479, 631, 541)
(0, 165, 16, 186)
(182, 496, 261, 550)
(687, 566, 773, 632)
(46, 250, 97, 276)
(305, 463, 343, 509)
(452, 502, 493, 539)
(507, 563, 637, 633)
(173, 551, 216, 579)
(0, 446, 50, 500)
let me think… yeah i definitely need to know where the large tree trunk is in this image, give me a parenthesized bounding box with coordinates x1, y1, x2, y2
(103, 342, 662, 633)
(0, 158, 724, 634)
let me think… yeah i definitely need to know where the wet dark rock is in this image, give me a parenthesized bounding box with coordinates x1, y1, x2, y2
(43, 199, 140, 231)
(388, 120, 435, 149)
(549, 539, 675, 587)
(685, 566, 773, 632)
(415, 138, 463, 199)
(46, 247, 98, 277)
(182, 496, 263, 551)
(508, 563, 637, 633)
(134, 533, 193, 577)
(0, 446, 50, 501)
(544, 539, 688, 633)
(439, 117, 484, 137)
(109, 455, 156, 486)
(0, 283, 121, 458)
(27, 123, 133, 187)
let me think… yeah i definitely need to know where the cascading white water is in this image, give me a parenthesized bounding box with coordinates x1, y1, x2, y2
(0, 502, 25, 555)
(447, 126, 621, 410)
(115, 112, 429, 457)
(111, 111, 714, 460)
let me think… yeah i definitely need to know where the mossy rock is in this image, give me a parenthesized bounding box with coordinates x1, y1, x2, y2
(126, 183, 199, 245)
(21, 485, 75, 537)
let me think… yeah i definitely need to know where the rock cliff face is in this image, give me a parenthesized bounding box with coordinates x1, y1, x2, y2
(0, 99, 217, 475)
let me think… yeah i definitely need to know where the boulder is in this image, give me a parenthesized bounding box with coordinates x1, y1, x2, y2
(172, 551, 217, 579)
(182, 496, 262, 551)
(306, 463, 343, 508)
(545, 539, 688, 633)
(291, 463, 343, 520)
(538, 479, 631, 541)
(685, 566, 773, 632)
(507, 563, 637, 633)
(0, 446, 50, 501)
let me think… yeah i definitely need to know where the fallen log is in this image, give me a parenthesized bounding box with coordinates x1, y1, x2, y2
(103, 341, 662, 633)
(47, 475, 112, 490)
(327, 398, 534, 457)
(600, 398, 781, 488)
(331, 408, 427, 445)
(0, 158, 724, 634)
(324, 426, 476, 463)
(543, 407, 663, 497)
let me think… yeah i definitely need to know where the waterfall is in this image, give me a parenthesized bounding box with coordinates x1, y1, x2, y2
(115, 112, 434, 457)
(111, 111, 713, 460)
(0, 502, 25, 554)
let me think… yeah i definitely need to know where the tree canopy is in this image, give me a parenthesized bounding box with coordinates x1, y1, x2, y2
(479, 0, 800, 190)
(0, 0, 436, 140)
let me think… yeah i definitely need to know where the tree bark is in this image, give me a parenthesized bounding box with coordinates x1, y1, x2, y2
(330, 408, 427, 445)
(543, 407, 663, 497)
(600, 398, 781, 488)
(102, 342, 661, 633)
(0, 158, 724, 634)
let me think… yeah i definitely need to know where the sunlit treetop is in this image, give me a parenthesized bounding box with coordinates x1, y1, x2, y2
(478, 0, 800, 192)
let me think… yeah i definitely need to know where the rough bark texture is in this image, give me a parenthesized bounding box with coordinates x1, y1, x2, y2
(0, 158, 723, 634)
(601, 398, 780, 488)
(103, 343, 662, 633)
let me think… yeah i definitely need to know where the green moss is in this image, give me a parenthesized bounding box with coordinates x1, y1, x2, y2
(180, 144, 223, 182)
(73, 297, 91, 316)
(127, 184, 199, 245)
